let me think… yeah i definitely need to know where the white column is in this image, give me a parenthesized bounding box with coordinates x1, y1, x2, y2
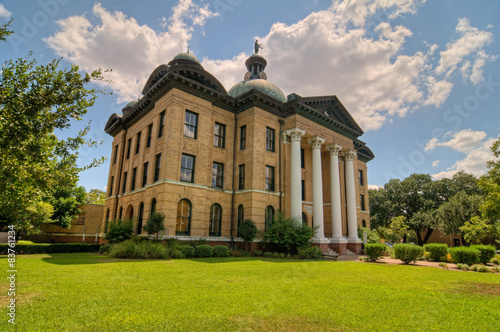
(308, 136, 327, 240)
(345, 150, 361, 242)
(287, 128, 305, 223)
(327, 143, 346, 243)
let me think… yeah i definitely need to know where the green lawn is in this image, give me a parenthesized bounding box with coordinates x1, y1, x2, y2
(1, 254, 499, 331)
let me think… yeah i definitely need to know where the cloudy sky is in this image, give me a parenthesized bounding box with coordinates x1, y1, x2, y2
(1, 0, 499, 190)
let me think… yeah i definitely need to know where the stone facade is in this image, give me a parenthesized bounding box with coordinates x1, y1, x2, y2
(102, 52, 374, 255)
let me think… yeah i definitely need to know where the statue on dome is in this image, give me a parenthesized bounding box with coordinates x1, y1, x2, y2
(254, 40, 263, 54)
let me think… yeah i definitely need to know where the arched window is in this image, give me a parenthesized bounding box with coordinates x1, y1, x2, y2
(237, 205, 244, 237)
(265, 206, 274, 232)
(119, 207, 123, 220)
(105, 209, 110, 232)
(302, 212, 308, 225)
(128, 206, 134, 221)
(151, 198, 157, 214)
(137, 203, 144, 234)
(176, 199, 191, 235)
(362, 219, 366, 228)
(209, 203, 222, 237)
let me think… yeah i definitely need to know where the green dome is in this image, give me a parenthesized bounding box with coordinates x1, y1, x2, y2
(126, 100, 138, 108)
(228, 79, 286, 103)
(173, 52, 201, 65)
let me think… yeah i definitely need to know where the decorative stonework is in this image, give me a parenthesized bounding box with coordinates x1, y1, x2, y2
(307, 136, 325, 149)
(345, 150, 357, 161)
(286, 127, 305, 142)
(327, 143, 342, 155)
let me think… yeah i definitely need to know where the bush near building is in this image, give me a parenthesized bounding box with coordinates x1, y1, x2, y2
(393, 244, 424, 264)
(423, 243, 448, 261)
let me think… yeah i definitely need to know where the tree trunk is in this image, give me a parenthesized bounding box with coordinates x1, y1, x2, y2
(416, 232, 423, 246)
(403, 234, 407, 243)
(422, 228, 433, 245)
(461, 234, 468, 247)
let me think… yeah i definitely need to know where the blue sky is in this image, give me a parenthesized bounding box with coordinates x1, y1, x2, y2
(1, 0, 499, 190)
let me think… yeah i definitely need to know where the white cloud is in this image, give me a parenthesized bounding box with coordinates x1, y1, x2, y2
(368, 184, 383, 190)
(0, 4, 11, 19)
(423, 77, 453, 107)
(432, 160, 440, 167)
(431, 137, 496, 180)
(425, 129, 487, 153)
(435, 18, 494, 84)
(45, 1, 217, 103)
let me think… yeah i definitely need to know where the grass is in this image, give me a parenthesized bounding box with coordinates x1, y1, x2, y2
(1, 253, 499, 331)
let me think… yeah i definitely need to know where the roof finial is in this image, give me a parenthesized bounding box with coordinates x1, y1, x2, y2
(187, 45, 190, 54)
(254, 39, 263, 54)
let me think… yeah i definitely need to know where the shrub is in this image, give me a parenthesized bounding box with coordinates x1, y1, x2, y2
(263, 251, 273, 258)
(491, 267, 500, 273)
(438, 262, 448, 269)
(231, 250, 241, 257)
(137, 241, 169, 259)
(263, 213, 315, 254)
(240, 251, 251, 257)
(190, 238, 208, 247)
(109, 241, 136, 258)
(393, 244, 424, 264)
(278, 253, 285, 259)
(470, 245, 496, 265)
(164, 238, 180, 250)
(99, 244, 112, 254)
(470, 264, 490, 273)
(213, 245, 230, 257)
(491, 257, 500, 265)
(105, 219, 133, 243)
(423, 243, 448, 261)
(0, 243, 101, 255)
(272, 252, 279, 258)
(143, 212, 165, 240)
(253, 250, 263, 257)
(194, 244, 213, 258)
(109, 240, 169, 259)
(365, 243, 387, 262)
(449, 247, 480, 266)
(171, 249, 185, 259)
(179, 245, 195, 258)
(239, 219, 257, 251)
(297, 246, 323, 260)
(358, 227, 381, 243)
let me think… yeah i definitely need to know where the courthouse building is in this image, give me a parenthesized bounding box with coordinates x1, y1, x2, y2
(103, 47, 374, 254)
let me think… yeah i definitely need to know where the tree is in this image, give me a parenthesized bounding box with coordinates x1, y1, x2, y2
(143, 212, 165, 240)
(460, 216, 498, 245)
(436, 192, 482, 244)
(85, 189, 106, 205)
(0, 23, 106, 237)
(50, 185, 86, 228)
(263, 213, 315, 253)
(239, 219, 257, 251)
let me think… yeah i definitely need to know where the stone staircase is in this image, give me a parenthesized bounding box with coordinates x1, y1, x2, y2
(321, 247, 357, 260)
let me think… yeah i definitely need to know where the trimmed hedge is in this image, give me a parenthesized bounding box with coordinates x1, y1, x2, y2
(449, 247, 480, 266)
(194, 244, 213, 258)
(423, 243, 448, 261)
(470, 245, 496, 265)
(179, 245, 195, 258)
(0, 243, 101, 255)
(213, 245, 230, 257)
(365, 243, 387, 262)
(393, 244, 424, 264)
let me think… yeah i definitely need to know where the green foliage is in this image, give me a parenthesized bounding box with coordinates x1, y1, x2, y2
(171, 249, 186, 259)
(460, 216, 498, 245)
(263, 213, 315, 253)
(358, 227, 381, 243)
(272, 252, 279, 258)
(143, 212, 165, 240)
(423, 243, 448, 262)
(0, 28, 107, 237)
(393, 244, 424, 264)
(179, 245, 195, 258)
(85, 189, 106, 205)
(491, 257, 500, 265)
(164, 238, 180, 250)
(470, 245, 496, 265)
(99, 244, 112, 254)
(456, 263, 470, 271)
(253, 250, 263, 257)
(239, 219, 257, 251)
(436, 192, 482, 237)
(263, 251, 273, 258)
(438, 262, 448, 269)
(190, 238, 208, 247)
(470, 264, 490, 273)
(109, 240, 169, 259)
(297, 246, 323, 260)
(0, 243, 101, 254)
(194, 244, 213, 258)
(449, 247, 480, 266)
(105, 219, 133, 243)
(49, 185, 86, 228)
(213, 245, 230, 257)
(365, 243, 387, 262)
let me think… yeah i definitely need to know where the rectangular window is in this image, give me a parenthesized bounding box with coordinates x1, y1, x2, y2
(76, 213, 86, 225)
(359, 169, 364, 186)
(135, 132, 141, 154)
(180, 154, 195, 183)
(131, 167, 137, 191)
(158, 111, 165, 138)
(113, 145, 118, 164)
(122, 172, 128, 194)
(266, 127, 275, 152)
(301, 180, 305, 201)
(240, 125, 246, 150)
(126, 138, 131, 159)
(212, 162, 224, 188)
(214, 122, 226, 148)
(142, 162, 149, 187)
(154, 153, 161, 182)
(265, 166, 275, 192)
(238, 164, 245, 190)
(360, 194, 366, 211)
(146, 123, 153, 148)
(301, 148, 305, 168)
(184, 110, 198, 139)
(109, 176, 114, 196)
